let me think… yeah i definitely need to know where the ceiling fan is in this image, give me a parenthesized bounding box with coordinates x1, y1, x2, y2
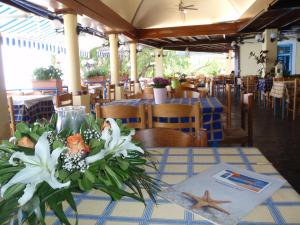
(178, 0, 198, 14)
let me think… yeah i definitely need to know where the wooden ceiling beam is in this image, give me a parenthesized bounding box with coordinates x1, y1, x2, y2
(56, 0, 137, 38)
(137, 20, 249, 39)
(165, 46, 228, 53)
(157, 38, 235, 47)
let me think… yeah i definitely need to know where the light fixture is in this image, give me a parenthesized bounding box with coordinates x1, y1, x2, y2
(137, 44, 143, 52)
(270, 32, 277, 42)
(231, 41, 237, 48)
(255, 33, 264, 43)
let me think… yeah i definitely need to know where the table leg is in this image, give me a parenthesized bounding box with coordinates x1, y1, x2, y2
(282, 97, 285, 120)
(274, 97, 277, 116)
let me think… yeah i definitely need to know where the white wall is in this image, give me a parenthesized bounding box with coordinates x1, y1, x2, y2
(240, 41, 262, 76)
(240, 38, 300, 76)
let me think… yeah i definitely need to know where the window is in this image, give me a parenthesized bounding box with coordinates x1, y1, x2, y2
(277, 44, 293, 75)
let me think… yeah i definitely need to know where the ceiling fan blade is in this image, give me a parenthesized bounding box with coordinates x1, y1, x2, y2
(183, 4, 195, 8)
(184, 8, 198, 10)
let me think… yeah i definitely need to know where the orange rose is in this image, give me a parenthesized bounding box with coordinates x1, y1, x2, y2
(67, 134, 90, 154)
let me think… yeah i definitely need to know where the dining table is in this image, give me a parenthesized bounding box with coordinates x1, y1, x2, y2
(12, 95, 55, 122)
(45, 147, 300, 225)
(104, 97, 224, 142)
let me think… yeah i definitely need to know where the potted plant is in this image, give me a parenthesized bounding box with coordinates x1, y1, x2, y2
(249, 50, 269, 77)
(152, 77, 170, 104)
(32, 66, 63, 92)
(83, 67, 108, 82)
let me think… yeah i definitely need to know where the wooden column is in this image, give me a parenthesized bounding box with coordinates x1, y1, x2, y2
(0, 33, 10, 139)
(109, 33, 120, 85)
(262, 29, 278, 76)
(226, 50, 234, 75)
(63, 13, 81, 94)
(129, 42, 137, 82)
(154, 48, 163, 77)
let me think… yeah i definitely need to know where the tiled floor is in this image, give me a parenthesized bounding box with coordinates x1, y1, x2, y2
(219, 92, 300, 194)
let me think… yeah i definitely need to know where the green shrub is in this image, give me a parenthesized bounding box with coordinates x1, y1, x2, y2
(33, 66, 63, 80)
(84, 67, 108, 79)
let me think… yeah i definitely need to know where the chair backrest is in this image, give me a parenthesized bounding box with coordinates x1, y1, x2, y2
(241, 93, 254, 146)
(95, 104, 146, 129)
(129, 81, 135, 95)
(103, 83, 116, 101)
(180, 82, 195, 88)
(56, 93, 73, 107)
(7, 96, 15, 135)
(142, 87, 154, 99)
(133, 128, 208, 147)
(148, 103, 201, 136)
(245, 76, 258, 93)
(292, 79, 300, 120)
(225, 84, 232, 128)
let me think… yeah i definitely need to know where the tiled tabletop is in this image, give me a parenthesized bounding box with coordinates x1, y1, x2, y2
(46, 147, 300, 225)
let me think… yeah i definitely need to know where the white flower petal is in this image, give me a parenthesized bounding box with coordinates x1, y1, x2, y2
(47, 170, 70, 189)
(126, 142, 144, 154)
(18, 183, 37, 206)
(105, 118, 121, 149)
(85, 150, 106, 164)
(9, 152, 39, 166)
(1, 167, 42, 197)
(34, 133, 51, 166)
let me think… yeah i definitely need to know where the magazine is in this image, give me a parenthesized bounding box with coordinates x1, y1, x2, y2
(159, 163, 285, 225)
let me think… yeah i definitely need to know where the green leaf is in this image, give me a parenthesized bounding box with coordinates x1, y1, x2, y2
(0, 166, 22, 176)
(116, 158, 129, 171)
(78, 175, 93, 191)
(28, 132, 39, 142)
(104, 165, 123, 189)
(16, 123, 30, 134)
(53, 140, 64, 149)
(3, 183, 25, 199)
(84, 170, 96, 183)
(47, 198, 71, 225)
(15, 130, 22, 139)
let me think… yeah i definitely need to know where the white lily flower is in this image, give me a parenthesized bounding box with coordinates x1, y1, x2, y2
(85, 118, 144, 164)
(0, 133, 70, 206)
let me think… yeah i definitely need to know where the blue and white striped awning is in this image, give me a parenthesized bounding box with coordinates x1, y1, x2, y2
(0, 3, 90, 57)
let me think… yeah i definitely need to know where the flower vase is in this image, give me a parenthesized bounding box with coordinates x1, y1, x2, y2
(56, 106, 87, 133)
(153, 88, 167, 104)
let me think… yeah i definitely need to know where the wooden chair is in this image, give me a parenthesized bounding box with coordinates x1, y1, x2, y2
(222, 93, 254, 146)
(55, 93, 73, 108)
(7, 96, 15, 136)
(214, 76, 226, 95)
(225, 84, 232, 128)
(103, 83, 116, 102)
(133, 128, 208, 147)
(129, 81, 135, 96)
(142, 87, 154, 99)
(95, 104, 146, 129)
(147, 103, 201, 137)
(287, 79, 300, 120)
(180, 82, 195, 88)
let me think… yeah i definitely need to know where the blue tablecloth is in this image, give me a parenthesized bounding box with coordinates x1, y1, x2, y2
(13, 99, 55, 123)
(257, 78, 273, 92)
(105, 97, 224, 142)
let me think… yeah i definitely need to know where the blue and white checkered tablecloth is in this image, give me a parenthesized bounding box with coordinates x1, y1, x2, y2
(46, 147, 300, 225)
(13, 100, 55, 123)
(257, 78, 273, 93)
(105, 97, 224, 142)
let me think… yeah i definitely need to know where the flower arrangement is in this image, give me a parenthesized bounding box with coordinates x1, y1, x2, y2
(249, 50, 268, 77)
(0, 115, 160, 224)
(152, 77, 170, 88)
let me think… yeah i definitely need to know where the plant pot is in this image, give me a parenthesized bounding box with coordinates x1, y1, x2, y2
(32, 79, 62, 92)
(86, 76, 106, 83)
(153, 88, 167, 104)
